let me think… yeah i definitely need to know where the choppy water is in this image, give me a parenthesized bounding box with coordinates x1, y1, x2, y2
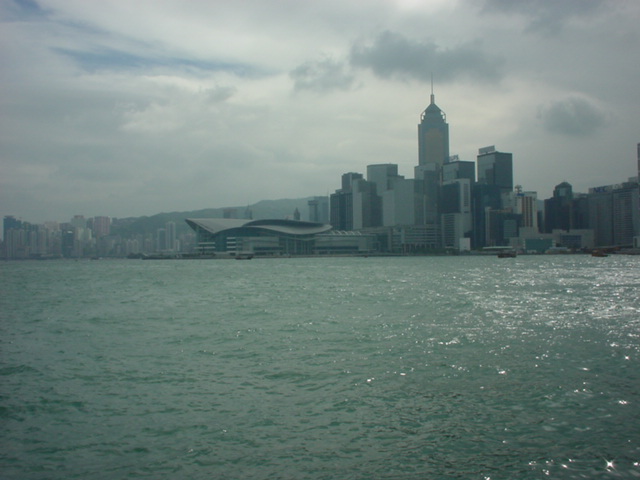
(1, 255, 639, 479)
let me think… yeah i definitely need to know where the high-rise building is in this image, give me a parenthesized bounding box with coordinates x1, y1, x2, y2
(382, 179, 418, 227)
(477, 146, 513, 195)
(442, 158, 475, 184)
(440, 179, 472, 249)
(418, 85, 449, 167)
(3, 216, 22, 239)
(587, 181, 640, 247)
(165, 221, 176, 251)
(471, 183, 502, 248)
(544, 182, 574, 232)
(330, 191, 353, 230)
(612, 186, 638, 246)
(514, 189, 538, 232)
(341, 172, 363, 191)
(70, 215, 86, 229)
(367, 164, 401, 193)
(352, 179, 381, 229)
(308, 196, 329, 223)
(330, 172, 363, 230)
(156, 228, 166, 252)
(223, 208, 237, 219)
(414, 164, 442, 248)
(93, 216, 111, 238)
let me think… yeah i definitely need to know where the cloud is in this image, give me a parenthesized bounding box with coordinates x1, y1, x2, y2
(1, 0, 637, 224)
(349, 31, 503, 83)
(53, 47, 262, 77)
(480, 0, 605, 34)
(539, 97, 607, 137)
(290, 57, 354, 93)
(2, 0, 49, 21)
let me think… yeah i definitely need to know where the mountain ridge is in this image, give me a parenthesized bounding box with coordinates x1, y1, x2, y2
(110, 197, 317, 237)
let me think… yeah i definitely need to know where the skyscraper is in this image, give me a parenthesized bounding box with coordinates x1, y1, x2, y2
(442, 158, 476, 184)
(367, 164, 401, 193)
(477, 146, 513, 195)
(441, 178, 472, 249)
(330, 172, 363, 230)
(165, 221, 176, 251)
(544, 182, 573, 232)
(92, 216, 111, 238)
(417, 83, 449, 167)
(308, 196, 329, 223)
(352, 178, 381, 229)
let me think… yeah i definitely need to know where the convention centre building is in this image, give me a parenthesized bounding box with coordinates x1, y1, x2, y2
(185, 218, 376, 256)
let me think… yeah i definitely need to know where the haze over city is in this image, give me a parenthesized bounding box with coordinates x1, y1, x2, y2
(1, 0, 639, 225)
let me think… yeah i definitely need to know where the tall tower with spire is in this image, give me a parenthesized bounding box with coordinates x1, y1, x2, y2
(417, 78, 449, 167)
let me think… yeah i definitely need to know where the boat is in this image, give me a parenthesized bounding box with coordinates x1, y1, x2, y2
(591, 250, 608, 257)
(497, 251, 517, 258)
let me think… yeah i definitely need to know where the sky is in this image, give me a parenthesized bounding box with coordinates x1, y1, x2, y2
(1, 0, 639, 224)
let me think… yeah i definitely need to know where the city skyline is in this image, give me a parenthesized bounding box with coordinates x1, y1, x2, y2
(1, 0, 639, 224)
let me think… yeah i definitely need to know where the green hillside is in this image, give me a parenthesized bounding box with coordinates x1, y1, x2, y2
(110, 197, 317, 237)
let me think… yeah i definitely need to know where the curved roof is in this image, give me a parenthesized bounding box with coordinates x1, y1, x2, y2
(186, 218, 332, 236)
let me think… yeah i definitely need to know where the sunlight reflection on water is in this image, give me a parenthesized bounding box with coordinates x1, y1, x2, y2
(1, 255, 639, 479)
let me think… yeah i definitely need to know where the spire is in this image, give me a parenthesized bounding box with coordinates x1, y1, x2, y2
(430, 73, 434, 105)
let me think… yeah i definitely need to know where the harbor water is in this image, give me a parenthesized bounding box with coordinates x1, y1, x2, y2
(1, 255, 639, 479)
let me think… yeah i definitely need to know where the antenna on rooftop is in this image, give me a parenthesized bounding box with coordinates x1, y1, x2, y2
(430, 73, 435, 104)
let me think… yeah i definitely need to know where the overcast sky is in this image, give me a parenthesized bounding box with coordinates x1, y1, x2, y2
(1, 0, 639, 224)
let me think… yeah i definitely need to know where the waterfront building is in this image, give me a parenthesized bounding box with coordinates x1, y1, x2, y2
(93, 216, 111, 238)
(587, 181, 639, 247)
(442, 157, 475, 184)
(70, 215, 86, 229)
(186, 218, 332, 256)
(308, 196, 329, 224)
(418, 86, 449, 167)
(367, 164, 401, 193)
(156, 228, 166, 252)
(341, 172, 364, 191)
(552, 229, 594, 250)
(544, 182, 574, 232)
(314, 230, 377, 255)
(485, 209, 521, 247)
(352, 178, 381, 230)
(3, 215, 22, 238)
(382, 178, 418, 227)
(414, 163, 442, 248)
(330, 172, 363, 231)
(477, 146, 513, 196)
(330, 190, 353, 231)
(470, 146, 515, 248)
(612, 182, 640, 246)
(223, 208, 238, 219)
(571, 194, 590, 230)
(3, 216, 22, 259)
(505, 186, 538, 232)
(61, 228, 75, 258)
(471, 184, 501, 248)
(165, 221, 177, 252)
(440, 179, 472, 250)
